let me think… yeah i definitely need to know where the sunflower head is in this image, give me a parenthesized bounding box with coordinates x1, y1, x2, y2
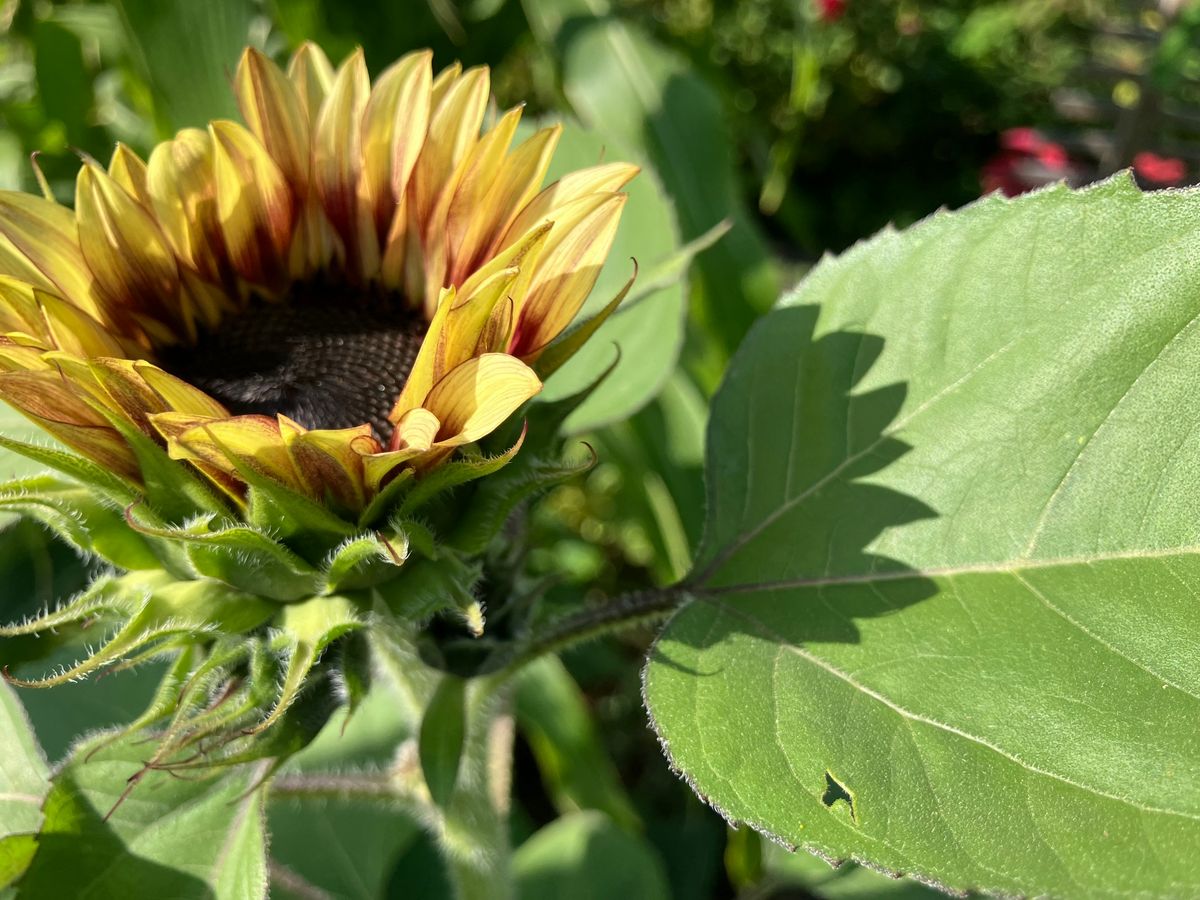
(0, 43, 634, 767)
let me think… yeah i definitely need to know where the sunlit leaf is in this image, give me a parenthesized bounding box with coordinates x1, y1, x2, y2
(646, 176, 1200, 897)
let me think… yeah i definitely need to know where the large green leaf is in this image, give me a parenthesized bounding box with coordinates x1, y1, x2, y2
(556, 10, 780, 365)
(115, 0, 259, 133)
(17, 735, 267, 898)
(644, 176, 1200, 898)
(0, 684, 49, 889)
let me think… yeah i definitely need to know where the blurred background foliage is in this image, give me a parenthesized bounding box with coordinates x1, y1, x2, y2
(1, 0, 1193, 897)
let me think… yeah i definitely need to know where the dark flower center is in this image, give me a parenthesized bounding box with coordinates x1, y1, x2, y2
(161, 284, 427, 437)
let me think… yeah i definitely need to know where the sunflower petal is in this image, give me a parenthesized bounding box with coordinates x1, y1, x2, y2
(410, 66, 489, 229)
(287, 41, 336, 125)
(502, 162, 638, 249)
(134, 361, 230, 418)
(147, 128, 230, 282)
(361, 49, 432, 242)
(278, 416, 374, 511)
(153, 412, 304, 493)
(448, 124, 561, 285)
(76, 162, 181, 327)
(108, 144, 151, 207)
(314, 48, 377, 277)
(210, 120, 295, 288)
(0, 192, 107, 320)
(236, 48, 310, 190)
(0, 370, 138, 479)
(424, 353, 541, 446)
(431, 104, 524, 298)
(509, 192, 628, 358)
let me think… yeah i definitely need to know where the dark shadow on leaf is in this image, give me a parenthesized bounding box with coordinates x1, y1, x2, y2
(654, 305, 940, 669)
(18, 766, 215, 898)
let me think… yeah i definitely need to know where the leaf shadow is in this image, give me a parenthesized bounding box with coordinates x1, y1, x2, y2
(18, 764, 217, 898)
(656, 304, 941, 671)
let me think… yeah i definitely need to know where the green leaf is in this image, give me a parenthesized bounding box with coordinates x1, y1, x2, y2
(17, 736, 268, 898)
(268, 799, 420, 900)
(515, 657, 640, 831)
(534, 122, 686, 433)
(419, 674, 467, 808)
(0, 683, 49, 888)
(645, 177, 1200, 898)
(513, 811, 670, 900)
(558, 14, 780, 365)
(115, 0, 259, 133)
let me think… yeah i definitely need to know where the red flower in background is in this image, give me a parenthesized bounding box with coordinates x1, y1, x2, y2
(981, 128, 1073, 197)
(1133, 151, 1187, 188)
(816, 0, 846, 23)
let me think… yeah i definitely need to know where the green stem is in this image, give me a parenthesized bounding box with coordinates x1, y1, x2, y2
(483, 586, 686, 680)
(439, 681, 515, 900)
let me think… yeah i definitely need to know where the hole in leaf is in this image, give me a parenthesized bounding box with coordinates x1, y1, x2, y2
(821, 770, 857, 823)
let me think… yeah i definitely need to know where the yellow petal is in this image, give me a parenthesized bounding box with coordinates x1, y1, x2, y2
(75, 162, 181, 323)
(510, 192, 627, 358)
(134, 361, 229, 418)
(287, 41, 336, 126)
(0, 369, 139, 480)
(410, 66, 489, 230)
(210, 120, 295, 288)
(448, 124, 561, 285)
(368, 407, 439, 486)
(423, 353, 541, 446)
(361, 49, 432, 242)
(108, 144, 151, 207)
(236, 48, 310, 190)
(153, 412, 303, 492)
(389, 285, 455, 423)
(433, 104, 524, 297)
(314, 48, 377, 279)
(278, 416, 374, 511)
(502, 162, 638, 250)
(147, 128, 230, 281)
(0, 192, 107, 320)
(35, 289, 128, 357)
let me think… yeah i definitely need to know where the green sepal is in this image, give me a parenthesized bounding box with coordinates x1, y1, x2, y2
(189, 666, 344, 777)
(448, 451, 595, 556)
(0, 434, 137, 505)
(247, 594, 361, 736)
(374, 554, 482, 625)
(91, 406, 229, 522)
(0, 475, 158, 570)
(419, 673, 467, 809)
(397, 432, 527, 519)
(391, 517, 438, 559)
(79, 644, 203, 760)
(332, 630, 372, 722)
(357, 468, 414, 529)
(2, 571, 274, 688)
(126, 510, 323, 601)
(241, 471, 355, 559)
(322, 530, 409, 593)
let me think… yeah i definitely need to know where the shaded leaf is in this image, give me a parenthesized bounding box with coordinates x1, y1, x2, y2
(513, 811, 669, 900)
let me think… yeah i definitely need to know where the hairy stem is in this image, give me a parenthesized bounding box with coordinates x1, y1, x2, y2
(439, 682, 515, 900)
(483, 586, 686, 679)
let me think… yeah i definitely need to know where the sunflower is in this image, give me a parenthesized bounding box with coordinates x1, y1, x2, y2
(0, 43, 634, 513)
(0, 43, 635, 760)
